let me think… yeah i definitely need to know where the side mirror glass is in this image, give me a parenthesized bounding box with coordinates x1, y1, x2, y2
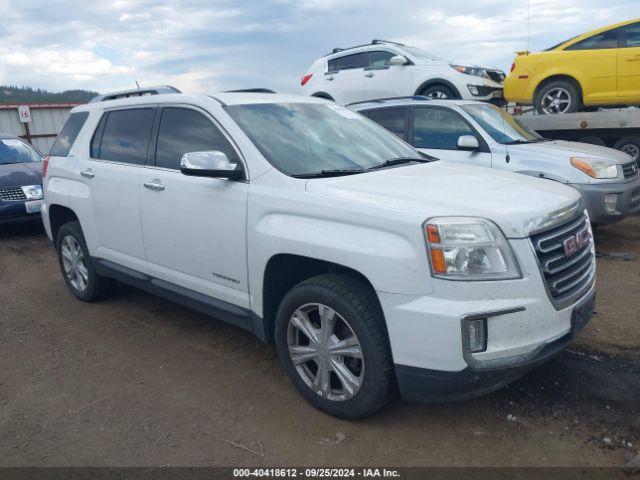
(389, 55, 408, 66)
(457, 135, 480, 151)
(180, 151, 242, 179)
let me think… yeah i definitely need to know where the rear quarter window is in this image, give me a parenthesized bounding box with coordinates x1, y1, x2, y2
(50, 112, 89, 157)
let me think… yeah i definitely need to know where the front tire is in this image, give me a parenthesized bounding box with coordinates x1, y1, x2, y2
(535, 80, 581, 114)
(55, 221, 115, 302)
(275, 274, 395, 419)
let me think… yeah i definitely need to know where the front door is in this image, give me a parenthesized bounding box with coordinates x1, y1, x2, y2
(412, 106, 492, 167)
(139, 106, 249, 309)
(618, 22, 640, 98)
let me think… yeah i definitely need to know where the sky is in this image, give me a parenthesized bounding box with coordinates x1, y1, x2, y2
(0, 0, 636, 95)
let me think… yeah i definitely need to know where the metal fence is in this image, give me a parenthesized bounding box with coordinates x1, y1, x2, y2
(0, 104, 77, 154)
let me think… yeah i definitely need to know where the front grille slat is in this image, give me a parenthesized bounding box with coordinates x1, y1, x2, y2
(630, 189, 640, 212)
(530, 212, 595, 309)
(622, 160, 639, 179)
(0, 187, 27, 201)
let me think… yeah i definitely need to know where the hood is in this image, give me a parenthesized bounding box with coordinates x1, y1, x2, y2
(0, 162, 43, 189)
(508, 140, 633, 164)
(305, 162, 581, 238)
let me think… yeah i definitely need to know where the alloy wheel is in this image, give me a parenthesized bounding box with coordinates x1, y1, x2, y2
(541, 87, 571, 114)
(287, 303, 364, 401)
(61, 235, 89, 292)
(427, 90, 448, 99)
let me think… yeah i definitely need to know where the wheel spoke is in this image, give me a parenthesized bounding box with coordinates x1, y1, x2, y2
(313, 358, 331, 397)
(330, 358, 361, 396)
(289, 345, 317, 365)
(319, 305, 337, 345)
(329, 336, 362, 358)
(291, 310, 320, 345)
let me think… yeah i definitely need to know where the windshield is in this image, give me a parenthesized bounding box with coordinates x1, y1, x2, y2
(225, 103, 421, 177)
(0, 138, 42, 165)
(398, 46, 443, 63)
(461, 104, 543, 144)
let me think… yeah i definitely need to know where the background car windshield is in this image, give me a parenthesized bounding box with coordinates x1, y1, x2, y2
(399, 46, 442, 63)
(0, 138, 42, 165)
(225, 103, 419, 176)
(462, 104, 542, 144)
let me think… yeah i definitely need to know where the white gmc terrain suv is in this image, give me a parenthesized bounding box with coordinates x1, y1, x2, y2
(300, 40, 505, 105)
(43, 86, 595, 419)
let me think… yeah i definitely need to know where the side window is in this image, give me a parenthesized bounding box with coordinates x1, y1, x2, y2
(155, 107, 239, 170)
(365, 107, 408, 139)
(367, 51, 395, 69)
(328, 53, 366, 72)
(94, 108, 156, 165)
(565, 29, 619, 50)
(623, 23, 640, 48)
(50, 112, 89, 157)
(413, 107, 477, 150)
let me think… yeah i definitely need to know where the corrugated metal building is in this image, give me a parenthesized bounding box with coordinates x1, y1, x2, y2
(0, 104, 78, 154)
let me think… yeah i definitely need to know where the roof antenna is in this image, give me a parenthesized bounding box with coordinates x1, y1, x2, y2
(135, 80, 140, 88)
(526, 0, 531, 52)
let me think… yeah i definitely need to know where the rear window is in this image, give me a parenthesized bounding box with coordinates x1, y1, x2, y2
(92, 108, 156, 165)
(365, 107, 408, 139)
(328, 53, 366, 72)
(50, 111, 89, 157)
(565, 29, 619, 50)
(0, 138, 42, 165)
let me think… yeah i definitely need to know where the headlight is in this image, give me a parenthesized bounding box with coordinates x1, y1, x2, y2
(424, 217, 521, 281)
(20, 185, 43, 200)
(451, 65, 488, 79)
(570, 157, 618, 179)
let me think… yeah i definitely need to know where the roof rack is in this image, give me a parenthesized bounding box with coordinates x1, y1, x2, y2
(324, 39, 406, 57)
(345, 95, 430, 107)
(89, 85, 181, 103)
(224, 88, 276, 93)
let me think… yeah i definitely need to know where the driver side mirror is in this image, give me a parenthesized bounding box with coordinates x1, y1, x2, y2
(389, 55, 409, 66)
(180, 151, 243, 179)
(457, 135, 480, 151)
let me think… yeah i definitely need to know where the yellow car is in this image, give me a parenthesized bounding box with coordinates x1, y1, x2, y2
(504, 18, 640, 114)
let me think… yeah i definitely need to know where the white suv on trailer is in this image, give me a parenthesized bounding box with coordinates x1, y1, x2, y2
(300, 39, 505, 105)
(43, 86, 595, 419)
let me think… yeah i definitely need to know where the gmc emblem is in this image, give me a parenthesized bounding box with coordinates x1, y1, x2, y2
(563, 227, 591, 257)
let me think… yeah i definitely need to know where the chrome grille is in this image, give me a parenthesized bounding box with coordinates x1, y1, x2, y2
(0, 187, 27, 201)
(622, 160, 639, 179)
(530, 212, 595, 309)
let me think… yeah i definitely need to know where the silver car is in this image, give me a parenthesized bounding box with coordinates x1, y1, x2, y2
(350, 98, 640, 224)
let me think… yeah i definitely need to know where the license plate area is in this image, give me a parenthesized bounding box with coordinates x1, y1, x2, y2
(571, 291, 595, 337)
(25, 200, 43, 214)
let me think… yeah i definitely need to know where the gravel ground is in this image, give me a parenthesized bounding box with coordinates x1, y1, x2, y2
(0, 217, 639, 468)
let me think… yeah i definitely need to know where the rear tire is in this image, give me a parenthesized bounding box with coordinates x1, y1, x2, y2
(420, 84, 458, 100)
(274, 273, 395, 419)
(55, 221, 115, 302)
(535, 79, 582, 114)
(613, 136, 640, 161)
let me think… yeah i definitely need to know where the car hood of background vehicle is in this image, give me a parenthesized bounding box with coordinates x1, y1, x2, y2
(508, 140, 633, 164)
(305, 162, 581, 238)
(0, 162, 42, 189)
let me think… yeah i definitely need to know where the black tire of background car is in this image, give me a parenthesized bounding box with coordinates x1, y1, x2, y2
(420, 84, 458, 100)
(55, 221, 116, 302)
(535, 79, 582, 114)
(613, 136, 640, 161)
(274, 273, 395, 419)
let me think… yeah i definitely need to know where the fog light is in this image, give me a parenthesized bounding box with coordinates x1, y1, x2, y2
(467, 318, 487, 353)
(603, 193, 618, 214)
(467, 85, 479, 96)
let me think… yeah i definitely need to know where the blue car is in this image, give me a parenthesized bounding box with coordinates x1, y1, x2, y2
(0, 134, 44, 225)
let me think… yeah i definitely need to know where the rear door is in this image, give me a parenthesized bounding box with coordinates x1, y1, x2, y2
(139, 105, 250, 310)
(617, 22, 640, 98)
(411, 106, 492, 167)
(326, 53, 366, 104)
(83, 107, 156, 273)
(362, 51, 413, 100)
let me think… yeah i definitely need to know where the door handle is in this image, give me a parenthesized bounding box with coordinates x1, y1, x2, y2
(364, 72, 375, 78)
(326, 75, 334, 81)
(144, 180, 165, 191)
(80, 169, 95, 179)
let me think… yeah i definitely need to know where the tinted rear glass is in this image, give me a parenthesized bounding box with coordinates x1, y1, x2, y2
(50, 111, 89, 157)
(328, 53, 366, 72)
(94, 108, 155, 165)
(623, 23, 640, 48)
(566, 29, 619, 50)
(0, 138, 42, 165)
(365, 107, 408, 138)
(155, 107, 238, 169)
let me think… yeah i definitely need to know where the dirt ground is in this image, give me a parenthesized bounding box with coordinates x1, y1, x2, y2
(1, 216, 639, 469)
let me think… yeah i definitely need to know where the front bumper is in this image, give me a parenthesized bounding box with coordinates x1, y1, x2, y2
(394, 290, 595, 403)
(466, 84, 503, 102)
(571, 176, 640, 224)
(0, 201, 43, 226)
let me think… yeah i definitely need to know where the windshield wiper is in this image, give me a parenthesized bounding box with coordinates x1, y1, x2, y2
(504, 139, 539, 145)
(291, 168, 365, 178)
(368, 156, 432, 171)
